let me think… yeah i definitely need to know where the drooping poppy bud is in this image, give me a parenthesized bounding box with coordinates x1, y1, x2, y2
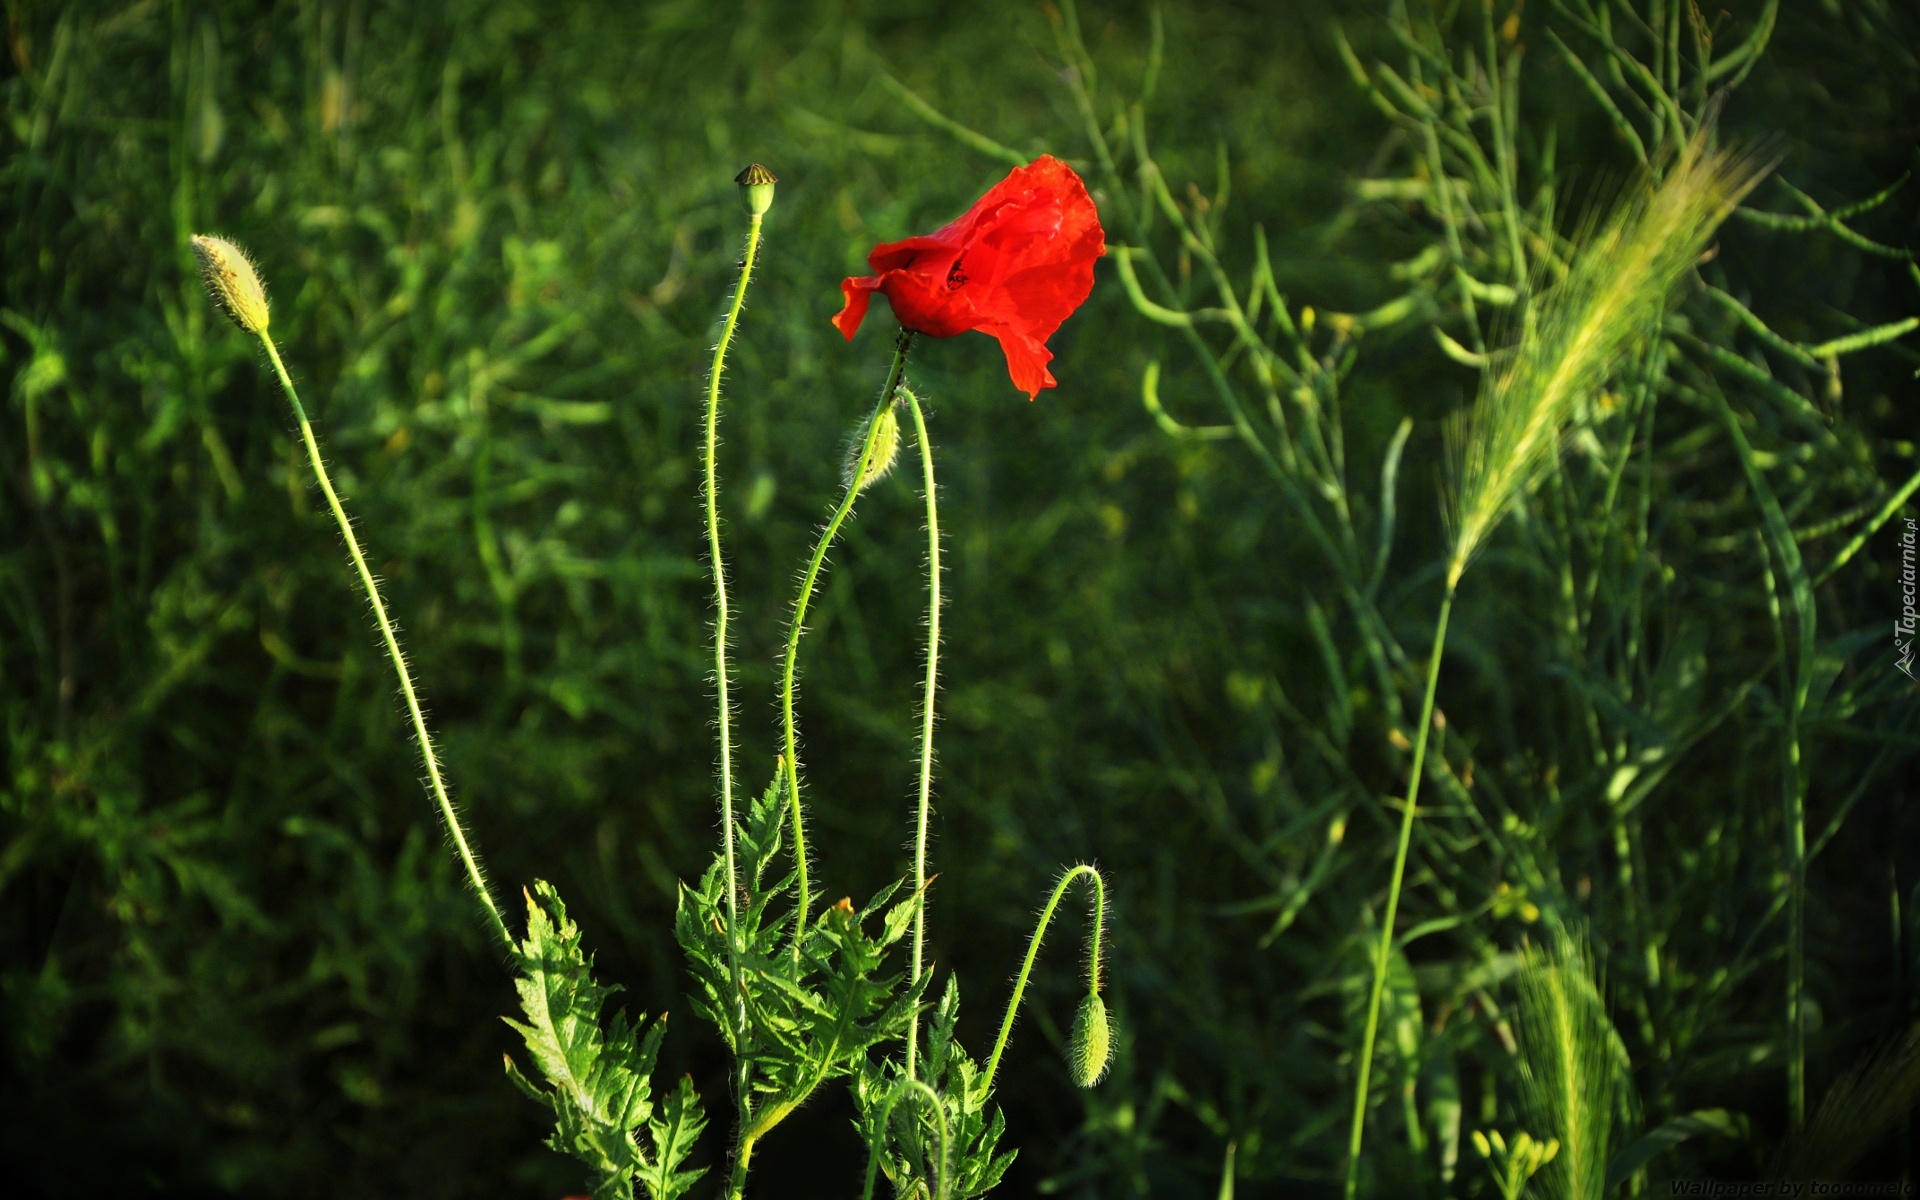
(1067, 992, 1111, 1087)
(833, 155, 1105, 399)
(190, 234, 270, 334)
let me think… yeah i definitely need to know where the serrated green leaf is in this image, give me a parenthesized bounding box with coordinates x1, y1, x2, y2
(638, 1076, 709, 1200)
(855, 977, 1015, 1200)
(506, 881, 702, 1200)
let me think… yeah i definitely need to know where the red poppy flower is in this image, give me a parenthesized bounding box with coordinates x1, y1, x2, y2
(833, 155, 1105, 399)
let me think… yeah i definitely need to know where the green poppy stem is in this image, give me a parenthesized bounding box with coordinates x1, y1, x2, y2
(259, 334, 509, 949)
(707, 211, 764, 922)
(983, 863, 1105, 1093)
(903, 388, 941, 1082)
(781, 329, 914, 954)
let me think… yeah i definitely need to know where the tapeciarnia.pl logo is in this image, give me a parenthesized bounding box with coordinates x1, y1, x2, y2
(1899, 516, 1917, 681)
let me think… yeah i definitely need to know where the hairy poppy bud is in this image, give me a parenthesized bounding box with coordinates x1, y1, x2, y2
(844, 402, 902, 493)
(190, 234, 270, 334)
(735, 163, 777, 217)
(1067, 993, 1111, 1087)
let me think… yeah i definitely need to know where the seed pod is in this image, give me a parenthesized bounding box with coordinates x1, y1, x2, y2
(189, 234, 270, 334)
(735, 163, 777, 217)
(844, 402, 902, 493)
(1067, 992, 1111, 1087)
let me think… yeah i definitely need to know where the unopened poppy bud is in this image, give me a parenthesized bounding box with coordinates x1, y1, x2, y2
(189, 234, 270, 334)
(735, 163, 777, 217)
(1066, 992, 1111, 1087)
(844, 402, 902, 493)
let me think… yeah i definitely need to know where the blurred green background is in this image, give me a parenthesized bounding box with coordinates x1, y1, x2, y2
(2, 1, 1916, 1196)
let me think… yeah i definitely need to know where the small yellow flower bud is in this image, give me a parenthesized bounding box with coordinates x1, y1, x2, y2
(1471, 1130, 1492, 1159)
(735, 163, 777, 217)
(845, 402, 902, 493)
(1067, 993, 1111, 1087)
(189, 234, 270, 334)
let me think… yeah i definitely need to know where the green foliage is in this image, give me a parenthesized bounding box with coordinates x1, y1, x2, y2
(856, 978, 1016, 1200)
(675, 768, 922, 1169)
(1471, 1127, 1560, 1200)
(506, 881, 706, 1200)
(3, 0, 1916, 1195)
(990, 0, 1919, 1192)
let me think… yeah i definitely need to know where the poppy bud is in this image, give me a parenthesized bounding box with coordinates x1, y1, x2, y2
(1066, 992, 1111, 1087)
(735, 163, 777, 217)
(189, 234, 270, 334)
(844, 402, 902, 493)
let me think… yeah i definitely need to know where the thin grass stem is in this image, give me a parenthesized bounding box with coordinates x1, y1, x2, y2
(1344, 583, 1455, 1200)
(260, 335, 509, 948)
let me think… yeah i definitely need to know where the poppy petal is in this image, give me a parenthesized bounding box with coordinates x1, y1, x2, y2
(984, 324, 1058, 399)
(833, 275, 882, 341)
(867, 234, 962, 275)
(995, 257, 1099, 342)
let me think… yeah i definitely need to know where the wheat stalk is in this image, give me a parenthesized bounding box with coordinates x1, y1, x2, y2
(1446, 133, 1771, 585)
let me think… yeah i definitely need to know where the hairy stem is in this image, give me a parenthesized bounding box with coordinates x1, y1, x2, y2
(983, 863, 1105, 1092)
(708, 212, 764, 923)
(727, 1130, 759, 1200)
(904, 388, 942, 1081)
(1344, 583, 1455, 1200)
(861, 1077, 952, 1200)
(780, 330, 913, 954)
(260, 336, 509, 948)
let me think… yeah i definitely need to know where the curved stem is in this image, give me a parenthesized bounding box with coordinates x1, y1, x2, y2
(260, 335, 509, 948)
(780, 329, 913, 954)
(983, 863, 1105, 1092)
(726, 1129, 758, 1200)
(1343, 583, 1456, 1200)
(860, 1078, 951, 1200)
(708, 212, 764, 923)
(727, 1090, 804, 1200)
(903, 388, 941, 1081)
